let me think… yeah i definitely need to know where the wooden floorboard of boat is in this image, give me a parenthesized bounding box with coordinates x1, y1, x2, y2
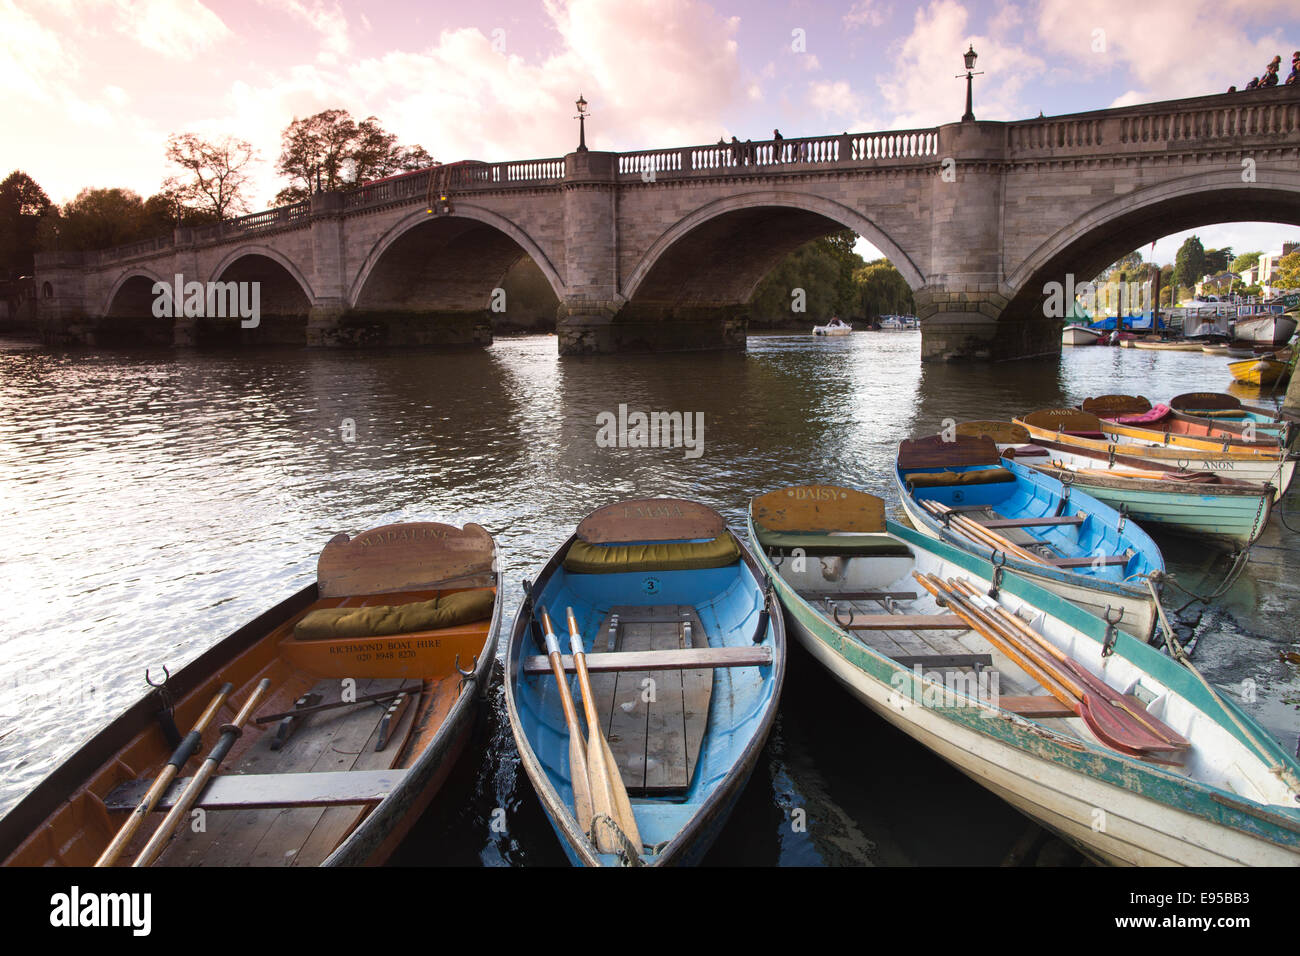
(155, 676, 416, 867)
(597, 606, 710, 795)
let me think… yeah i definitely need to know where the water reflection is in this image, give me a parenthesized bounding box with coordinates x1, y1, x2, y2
(0, 332, 1294, 865)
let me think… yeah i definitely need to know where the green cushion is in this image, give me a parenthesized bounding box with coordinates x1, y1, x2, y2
(562, 535, 740, 574)
(755, 530, 913, 556)
(294, 588, 494, 640)
(904, 467, 1016, 488)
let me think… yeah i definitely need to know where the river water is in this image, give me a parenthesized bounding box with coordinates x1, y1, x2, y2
(1, 331, 1296, 865)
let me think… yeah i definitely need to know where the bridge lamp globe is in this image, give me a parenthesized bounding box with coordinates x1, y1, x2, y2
(964, 45, 977, 72)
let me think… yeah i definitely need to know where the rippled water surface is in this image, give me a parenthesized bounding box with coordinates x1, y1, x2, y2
(1, 332, 1296, 864)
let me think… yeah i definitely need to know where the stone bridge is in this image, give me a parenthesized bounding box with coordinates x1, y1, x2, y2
(35, 87, 1300, 361)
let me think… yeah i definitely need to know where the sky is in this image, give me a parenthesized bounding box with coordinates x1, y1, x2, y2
(5, 0, 1300, 266)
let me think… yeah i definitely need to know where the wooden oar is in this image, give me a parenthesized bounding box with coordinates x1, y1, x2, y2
(917, 573, 1180, 756)
(538, 607, 594, 838)
(95, 682, 233, 867)
(132, 678, 271, 867)
(565, 606, 642, 857)
(920, 501, 1044, 565)
(948, 578, 1189, 751)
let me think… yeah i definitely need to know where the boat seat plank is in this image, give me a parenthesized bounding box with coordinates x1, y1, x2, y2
(105, 770, 407, 812)
(155, 677, 417, 867)
(798, 590, 918, 602)
(521, 646, 770, 676)
(996, 696, 1076, 718)
(843, 614, 968, 631)
(892, 653, 995, 670)
(981, 516, 1085, 529)
(1047, 555, 1130, 568)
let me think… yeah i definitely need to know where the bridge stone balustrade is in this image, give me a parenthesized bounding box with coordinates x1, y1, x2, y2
(35, 86, 1300, 360)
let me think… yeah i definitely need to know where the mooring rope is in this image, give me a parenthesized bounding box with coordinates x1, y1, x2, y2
(1146, 578, 1300, 795)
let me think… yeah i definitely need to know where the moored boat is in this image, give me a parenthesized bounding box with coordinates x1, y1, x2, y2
(1014, 408, 1295, 500)
(894, 433, 1164, 643)
(1080, 394, 1288, 450)
(1168, 392, 1293, 450)
(748, 484, 1300, 866)
(1062, 324, 1104, 346)
(0, 521, 502, 867)
(504, 497, 784, 866)
(1232, 313, 1297, 347)
(1131, 339, 1203, 351)
(1229, 354, 1291, 387)
(959, 421, 1275, 549)
(813, 318, 852, 336)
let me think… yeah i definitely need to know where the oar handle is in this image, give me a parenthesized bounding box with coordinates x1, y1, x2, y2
(93, 681, 234, 868)
(132, 678, 271, 867)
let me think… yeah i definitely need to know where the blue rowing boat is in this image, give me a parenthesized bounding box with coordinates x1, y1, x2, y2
(895, 433, 1165, 643)
(504, 498, 785, 866)
(747, 484, 1300, 866)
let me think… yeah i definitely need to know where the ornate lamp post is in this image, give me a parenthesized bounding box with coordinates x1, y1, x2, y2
(957, 45, 983, 122)
(575, 94, 590, 152)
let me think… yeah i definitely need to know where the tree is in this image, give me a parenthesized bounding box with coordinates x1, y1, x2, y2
(1204, 247, 1232, 274)
(1230, 251, 1263, 273)
(1272, 251, 1300, 289)
(53, 188, 153, 251)
(274, 109, 433, 204)
(165, 133, 258, 219)
(747, 230, 864, 325)
(853, 259, 915, 319)
(1172, 235, 1206, 292)
(0, 171, 53, 279)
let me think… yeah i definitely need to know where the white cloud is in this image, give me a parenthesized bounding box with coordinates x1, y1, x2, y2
(257, 0, 350, 63)
(877, 0, 1046, 128)
(1034, 0, 1297, 101)
(111, 0, 231, 59)
(0, 0, 77, 101)
(844, 1, 889, 29)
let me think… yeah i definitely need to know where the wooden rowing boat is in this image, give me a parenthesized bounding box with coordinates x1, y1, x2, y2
(960, 422, 1276, 549)
(894, 433, 1164, 643)
(1167, 392, 1294, 450)
(504, 498, 785, 866)
(1016, 408, 1296, 500)
(1080, 394, 1288, 450)
(1229, 354, 1290, 386)
(748, 484, 1300, 866)
(0, 522, 501, 867)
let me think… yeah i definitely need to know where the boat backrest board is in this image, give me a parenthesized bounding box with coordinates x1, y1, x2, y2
(955, 420, 1031, 444)
(576, 498, 727, 544)
(1170, 392, 1240, 412)
(751, 485, 886, 533)
(1081, 394, 1152, 416)
(896, 434, 1001, 471)
(317, 522, 496, 597)
(1020, 408, 1105, 434)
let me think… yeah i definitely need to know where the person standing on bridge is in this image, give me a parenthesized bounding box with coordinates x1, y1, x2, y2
(772, 129, 784, 163)
(729, 136, 741, 167)
(1262, 57, 1281, 87)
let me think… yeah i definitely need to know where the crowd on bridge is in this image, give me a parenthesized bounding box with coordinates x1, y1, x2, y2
(1229, 51, 1300, 92)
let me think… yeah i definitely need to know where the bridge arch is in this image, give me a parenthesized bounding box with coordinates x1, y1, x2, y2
(100, 266, 171, 318)
(208, 244, 316, 302)
(348, 204, 566, 310)
(622, 191, 924, 305)
(1004, 168, 1300, 314)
